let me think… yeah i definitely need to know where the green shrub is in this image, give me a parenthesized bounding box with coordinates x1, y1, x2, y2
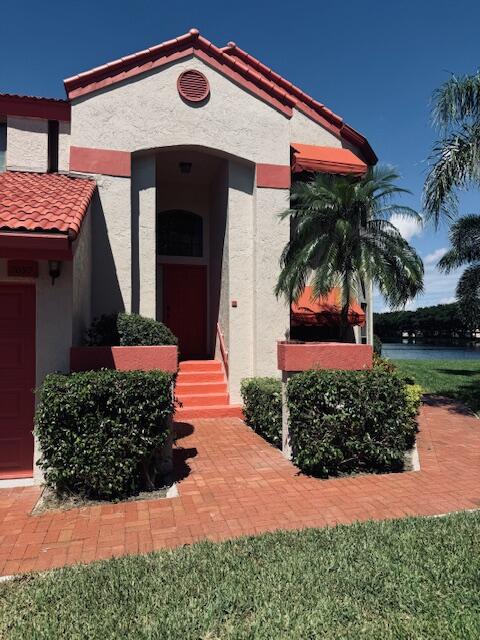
(404, 383, 423, 418)
(287, 369, 416, 477)
(372, 353, 397, 373)
(373, 334, 382, 356)
(35, 369, 175, 500)
(87, 312, 177, 347)
(86, 313, 119, 346)
(240, 377, 282, 448)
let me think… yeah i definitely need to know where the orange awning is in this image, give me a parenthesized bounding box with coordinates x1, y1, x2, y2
(291, 142, 368, 175)
(291, 287, 366, 327)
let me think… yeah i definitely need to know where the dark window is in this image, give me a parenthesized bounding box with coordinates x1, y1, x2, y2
(0, 121, 6, 172)
(47, 120, 59, 173)
(157, 210, 203, 257)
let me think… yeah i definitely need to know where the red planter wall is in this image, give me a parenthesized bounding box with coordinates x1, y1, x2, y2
(70, 346, 178, 373)
(277, 341, 372, 372)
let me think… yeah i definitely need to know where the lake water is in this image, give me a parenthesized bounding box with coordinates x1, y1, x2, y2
(382, 343, 480, 360)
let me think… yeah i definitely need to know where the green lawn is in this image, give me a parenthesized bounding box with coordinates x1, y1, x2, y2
(1, 513, 479, 639)
(393, 358, 480, 413)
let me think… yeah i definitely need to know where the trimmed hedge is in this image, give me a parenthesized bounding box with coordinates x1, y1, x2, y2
(287, 369, 417, 477)
(240, 378, 282, 447)
(87, 312, 177, 347)
(35, 370, 175, 500)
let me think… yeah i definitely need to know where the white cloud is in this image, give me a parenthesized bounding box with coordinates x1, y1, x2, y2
(374, 264, 463, 312)
(424, 247, 447, 265)
(389, 214, 423, 241)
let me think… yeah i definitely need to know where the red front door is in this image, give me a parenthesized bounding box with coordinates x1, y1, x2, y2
(0, 284, 36, 478)
(163, 264, 207, 360)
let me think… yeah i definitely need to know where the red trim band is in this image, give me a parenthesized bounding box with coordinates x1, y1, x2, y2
(0, 232, 73, 261)
(70, 146, 131, 177)
(0, 94, 70, 121)
(256, 164, 291, 189)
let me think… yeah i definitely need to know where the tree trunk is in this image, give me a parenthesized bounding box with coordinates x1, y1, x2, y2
(339, 304, 350, 342)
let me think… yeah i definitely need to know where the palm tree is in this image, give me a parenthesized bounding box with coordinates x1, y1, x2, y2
(439, 215, 480, 324)
(275, 166, 424, 340)
(423, 71, 480, 224)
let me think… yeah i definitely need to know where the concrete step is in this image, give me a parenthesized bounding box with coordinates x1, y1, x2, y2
(177, 371, 225, 384)
(179, 360, 223, 373)
(176, 392, 230, 407)
(176, 381, 228, 395)
(175, 404, 244, 420)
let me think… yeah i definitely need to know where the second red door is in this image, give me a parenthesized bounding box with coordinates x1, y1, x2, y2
(163, 264, 207, 360)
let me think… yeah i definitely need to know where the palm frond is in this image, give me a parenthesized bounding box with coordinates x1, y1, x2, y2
(276, 165, 424, 316)
(422, 123, 480, 225)
(438, 214, 480, 271)
(432, 71, 480, 128)
(456, 263, 480, 325)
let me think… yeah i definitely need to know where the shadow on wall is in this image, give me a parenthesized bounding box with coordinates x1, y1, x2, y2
(91, 189, 125, 316)
(131, 172, 140, 314)
(229, 158, 254, 196)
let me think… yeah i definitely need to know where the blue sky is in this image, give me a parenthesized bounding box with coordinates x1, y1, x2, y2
(1, 0, 479, 311)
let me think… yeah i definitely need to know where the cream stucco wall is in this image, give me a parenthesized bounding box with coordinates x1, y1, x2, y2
(90, 175, 132, 317)
(227, 160, 255, 400)
(253, 185, 290, 377)
(6, 116, 49, 172)
(71, 56, 290, 165)
(132, 155, 156, 318)
(290, 110, 342, 148)
(211, 162, 229, 357)
(58, 120, 71, 172)
(72, 206, 92, 345)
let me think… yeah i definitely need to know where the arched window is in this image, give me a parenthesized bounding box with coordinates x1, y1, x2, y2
(157, 210, 203, 257)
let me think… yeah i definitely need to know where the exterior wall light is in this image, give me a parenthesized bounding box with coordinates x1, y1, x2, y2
(48, 260, 62, 285)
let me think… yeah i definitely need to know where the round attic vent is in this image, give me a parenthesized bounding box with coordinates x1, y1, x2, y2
(177, 70, 210, 103)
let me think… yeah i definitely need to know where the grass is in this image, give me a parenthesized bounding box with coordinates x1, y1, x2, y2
(1, 512, 479, 639)
(393, 358, 480, 413)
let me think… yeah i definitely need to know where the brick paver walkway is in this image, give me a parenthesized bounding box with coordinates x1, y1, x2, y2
(0, 397, 479, 576)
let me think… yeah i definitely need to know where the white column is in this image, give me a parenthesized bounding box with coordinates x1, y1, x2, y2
(281, 371, 292, 460)
(227, 159, 255, 402)
(131, 155, 156, 318)
(253, 186, 290, 376)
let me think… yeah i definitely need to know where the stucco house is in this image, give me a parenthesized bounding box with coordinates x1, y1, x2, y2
(0, 29, 376, 482)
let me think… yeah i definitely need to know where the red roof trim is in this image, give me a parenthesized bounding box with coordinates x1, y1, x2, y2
(222, 43, 377, 165)
(0, 93, 70, 121)
(63, 29, 376, 163)
(65, 31, 293, 117)
(0, 232, 73, 261)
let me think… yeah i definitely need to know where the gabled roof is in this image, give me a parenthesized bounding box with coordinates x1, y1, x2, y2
(0, 172, 95, 238)
(64, 29, 376, 164)
(0, 93, 70, 121)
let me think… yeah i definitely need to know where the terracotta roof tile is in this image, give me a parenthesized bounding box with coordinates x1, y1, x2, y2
(0, 172, 96, 237)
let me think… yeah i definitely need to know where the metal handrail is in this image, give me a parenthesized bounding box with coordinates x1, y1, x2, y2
(217, 322, 228, 378)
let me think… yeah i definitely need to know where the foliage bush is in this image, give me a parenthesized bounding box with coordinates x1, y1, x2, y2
(404, 383, 423, 418)
(35, 370, 175, 500)
(87, 312, 177, 347)
(372, 352, 397, 373)
(287, 369, 417, 477)
(373, 334, 382, 356)
(240, 377, 282, 448)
